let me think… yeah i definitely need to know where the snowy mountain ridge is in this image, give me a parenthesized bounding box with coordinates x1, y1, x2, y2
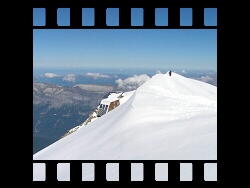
(61, 90, 135, 138)
(33, 71, 217, 181)
(33, 71, 216, 160)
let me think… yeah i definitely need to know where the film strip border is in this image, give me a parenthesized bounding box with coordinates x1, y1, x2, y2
(32, 3, 218, 182)
(33, 160, 216, 181)
(32, 6, 218, 29)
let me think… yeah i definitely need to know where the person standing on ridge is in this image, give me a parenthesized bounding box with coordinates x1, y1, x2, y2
(169, 70, 172, 76)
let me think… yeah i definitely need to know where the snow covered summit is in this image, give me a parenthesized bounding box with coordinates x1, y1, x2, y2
(33, 71, 217, 161)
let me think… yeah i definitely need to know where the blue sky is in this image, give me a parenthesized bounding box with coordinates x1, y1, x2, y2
(33, 8, 217, 71)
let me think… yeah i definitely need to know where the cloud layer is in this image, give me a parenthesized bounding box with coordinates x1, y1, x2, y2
(200, 75, 214, 83)
(85, 73, 110, 79)
(115, 74, 150, 90)
(44, 73, 59, 78)
(62, 74, 76, 82)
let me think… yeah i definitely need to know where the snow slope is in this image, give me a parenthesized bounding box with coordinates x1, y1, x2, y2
(33, 72, 217, 181)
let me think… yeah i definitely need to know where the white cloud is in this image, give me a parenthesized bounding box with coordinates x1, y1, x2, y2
(85, 73, 110, 79)
(200, 76, 213, 83)
(44, 73, 59, 78)
(62, 74, 76, 82)
(115, 74, 150, 90)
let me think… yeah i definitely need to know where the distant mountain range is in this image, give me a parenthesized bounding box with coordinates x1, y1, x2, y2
(33, 82, 122, 154)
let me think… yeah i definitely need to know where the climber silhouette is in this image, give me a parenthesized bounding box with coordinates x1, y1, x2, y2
(169, 70, 172, 76)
